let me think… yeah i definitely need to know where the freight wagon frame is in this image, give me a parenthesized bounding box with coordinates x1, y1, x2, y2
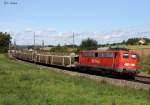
(12, 51, 76, 67)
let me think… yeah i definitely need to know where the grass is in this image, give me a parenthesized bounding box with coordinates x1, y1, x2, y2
(139, 54, 150, 74)
(111, 44, 150, 50)
(0, 54, 150, 105)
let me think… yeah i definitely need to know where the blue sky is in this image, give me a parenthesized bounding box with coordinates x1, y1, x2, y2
(0, 0, 150, 45)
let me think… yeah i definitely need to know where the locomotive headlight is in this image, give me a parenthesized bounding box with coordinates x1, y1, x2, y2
(124, 63, 135, 66)
(131, 64, 135, 66)
(124, 63, 129, 66)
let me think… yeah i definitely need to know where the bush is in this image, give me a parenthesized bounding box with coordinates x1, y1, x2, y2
(0, 32, 11, 53)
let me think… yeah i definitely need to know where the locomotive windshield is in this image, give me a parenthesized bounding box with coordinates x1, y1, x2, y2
(123, 53, 138, 59)
(123, 53, 129, 59)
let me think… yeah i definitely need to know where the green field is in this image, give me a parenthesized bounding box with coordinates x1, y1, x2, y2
(0, 54, 150, 105)
(111, 44, 150, 50)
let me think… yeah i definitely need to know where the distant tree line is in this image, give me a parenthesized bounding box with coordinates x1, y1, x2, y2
(49, 37, 150, 53)
(125, 37, 150, 45)
(99, 37, 150, 47)
(0, 32, 11, 53)
(50, 44, 68, 53)
(50, 38, 98, 53)
(13, 37, 150, 53)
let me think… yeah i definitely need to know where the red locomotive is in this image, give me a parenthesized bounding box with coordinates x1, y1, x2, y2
(77, 48, 140, 75)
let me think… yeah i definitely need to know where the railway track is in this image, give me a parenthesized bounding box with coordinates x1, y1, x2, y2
(11, 55, 150, 90)
(135, 75, 150, 84)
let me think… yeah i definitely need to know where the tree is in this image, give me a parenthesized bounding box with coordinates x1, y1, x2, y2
(50, 44, 67, 52)
(122, 40, 126, 44)
(0, 32, 11, 53)
(79, 38, 98, 50)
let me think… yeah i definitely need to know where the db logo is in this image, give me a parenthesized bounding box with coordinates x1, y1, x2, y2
(92, 59, 100, 64)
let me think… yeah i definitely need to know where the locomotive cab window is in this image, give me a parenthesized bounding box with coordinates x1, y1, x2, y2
(106, 52, 113, 57)
(83, 52, 95, 57)
(98, 52, 103, 57)
(123, 53, 129, 59)
(103, 52, 113, 58)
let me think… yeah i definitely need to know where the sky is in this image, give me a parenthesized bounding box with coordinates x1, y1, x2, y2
(0, 0, 150, 45)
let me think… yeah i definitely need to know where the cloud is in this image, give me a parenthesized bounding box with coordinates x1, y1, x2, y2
(35, 30, 43, 36)
(0, 25, 15, 33)
(24, 28, 33, 32)
(47, 28, 57, 33)
(1, 25, 150, 45)
(14, 28, 150, 45)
